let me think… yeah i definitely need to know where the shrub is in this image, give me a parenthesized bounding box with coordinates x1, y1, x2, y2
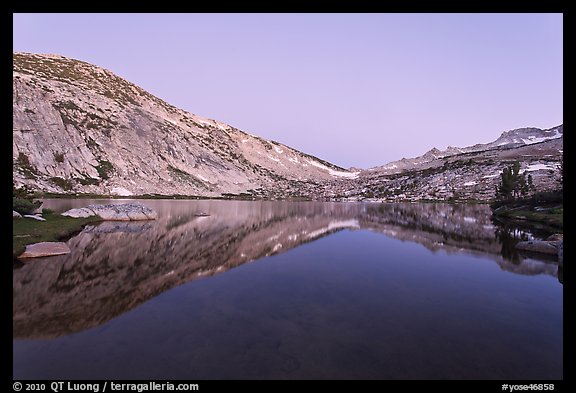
(49, 176, 74, 191)
(16, 152, 39, 179)
(76, 176, 101, 186)
(13, 197, 42, 215)
(95, 160, 114, 180)
(54, 152, 65, 163)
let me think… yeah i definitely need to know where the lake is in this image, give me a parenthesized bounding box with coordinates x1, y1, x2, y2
(13, 200, 562, 379)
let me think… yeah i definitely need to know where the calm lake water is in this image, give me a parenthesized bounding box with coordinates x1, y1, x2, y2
(13, 200, 562, 379)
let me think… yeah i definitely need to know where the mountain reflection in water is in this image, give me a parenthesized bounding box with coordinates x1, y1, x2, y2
(13, 200, 559, 339)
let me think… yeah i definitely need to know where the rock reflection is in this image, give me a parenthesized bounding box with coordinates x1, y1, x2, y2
(13, 200, 559, 339)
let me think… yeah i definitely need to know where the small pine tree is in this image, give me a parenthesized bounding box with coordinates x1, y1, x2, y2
(496, 161, 530, 200)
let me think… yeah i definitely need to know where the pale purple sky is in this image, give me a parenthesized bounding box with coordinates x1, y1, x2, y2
(13, 13, 563, 168)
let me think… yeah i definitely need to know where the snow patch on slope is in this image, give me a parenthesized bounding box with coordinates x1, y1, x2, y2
(306, 160, 359, 179)
(110, 187, 133, 196)
(524, 163, 556, 172)
(196, 174, 210, 182)
(521, 130, 562, 145)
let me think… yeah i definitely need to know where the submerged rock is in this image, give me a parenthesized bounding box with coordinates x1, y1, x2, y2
(18, 242, 70, 259)
(61, 203, 157, 221)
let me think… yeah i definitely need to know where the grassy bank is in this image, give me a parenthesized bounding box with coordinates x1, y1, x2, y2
(13, 213, 101, 259)
(493, 207, 563, 230)
(490, 191, 563, 231)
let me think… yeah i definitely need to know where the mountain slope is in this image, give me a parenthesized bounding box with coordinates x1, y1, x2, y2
(371, 125, 563, 175)
(13, 52, 357, 197)
(324, 133, 563, 202)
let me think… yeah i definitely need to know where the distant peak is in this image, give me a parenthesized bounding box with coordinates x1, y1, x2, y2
(422, 147, 442, 159)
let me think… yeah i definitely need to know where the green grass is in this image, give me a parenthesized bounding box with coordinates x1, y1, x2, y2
(493, 207, 563, 231)
(13, 213, 101, 259)
(491, 191, 563, 230)
(501, 209, 563, 230)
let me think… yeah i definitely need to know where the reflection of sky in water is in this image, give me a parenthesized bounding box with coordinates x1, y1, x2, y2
(14, 200, 562, 379)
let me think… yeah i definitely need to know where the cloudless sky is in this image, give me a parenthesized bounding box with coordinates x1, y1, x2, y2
(13, 13, 562, 168)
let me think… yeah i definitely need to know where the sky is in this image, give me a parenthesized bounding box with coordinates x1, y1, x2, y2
(13, 13, 563, 169)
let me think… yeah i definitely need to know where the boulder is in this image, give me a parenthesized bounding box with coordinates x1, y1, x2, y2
(515, 240, 559, 255)
(61, 207, 97, 218)
(61, 203, 157, 221)
(18, 242, 71, 259)
(23, 214, 46, 221)
(13, 210, 22, 218)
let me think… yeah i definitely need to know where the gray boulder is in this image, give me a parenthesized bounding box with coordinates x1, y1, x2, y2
(18, 242, 71, 259)
(516, 240, 559, 255)
(61, 207, 96, 218)
(61, 203, 157, 221)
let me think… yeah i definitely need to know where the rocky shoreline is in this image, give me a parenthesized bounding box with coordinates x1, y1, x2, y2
(14, 203, 157, 259)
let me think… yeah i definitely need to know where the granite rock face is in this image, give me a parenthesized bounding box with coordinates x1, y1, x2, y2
(12, 53, 355, 199)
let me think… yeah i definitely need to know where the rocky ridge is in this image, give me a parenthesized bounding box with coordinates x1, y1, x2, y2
(13, 52, 562, 201)
(325, 134, 562, 202)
